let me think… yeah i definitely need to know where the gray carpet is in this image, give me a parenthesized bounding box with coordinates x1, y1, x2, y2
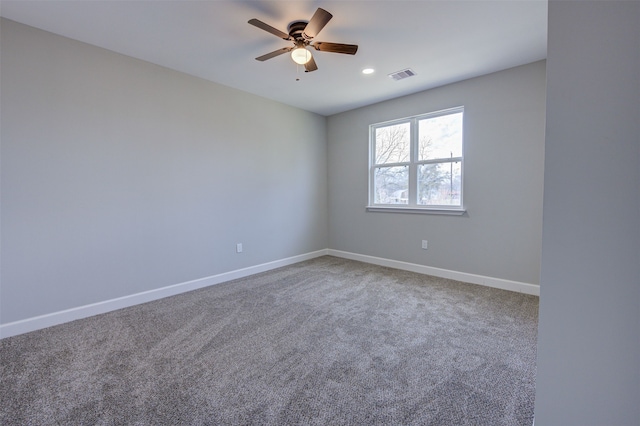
(0, 256, 538, 425)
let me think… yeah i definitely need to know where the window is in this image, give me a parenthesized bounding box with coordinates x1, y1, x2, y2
(368, 107, 464, 213)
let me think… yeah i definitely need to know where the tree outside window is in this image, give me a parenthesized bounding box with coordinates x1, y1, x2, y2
(369, 107, 463, 210)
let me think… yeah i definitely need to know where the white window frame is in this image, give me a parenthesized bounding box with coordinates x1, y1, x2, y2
(367, 106, 465, 215)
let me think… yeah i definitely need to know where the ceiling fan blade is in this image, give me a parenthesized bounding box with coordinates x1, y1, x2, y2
(302, 8, 332, 39)
(248, 18, 291, 40)
(255, 47, 293, 61)
(304, 56, 318, 72)
(312, 42, 358, 55)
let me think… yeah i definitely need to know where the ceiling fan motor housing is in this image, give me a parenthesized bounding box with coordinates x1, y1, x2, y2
(288, 21, 310, 42)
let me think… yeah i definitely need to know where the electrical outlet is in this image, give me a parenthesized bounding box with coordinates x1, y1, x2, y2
(236, 243, 243, 253)
(421, 240, 428, 250)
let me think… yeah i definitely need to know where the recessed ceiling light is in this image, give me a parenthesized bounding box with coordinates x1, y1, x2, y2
(362, 68, 375, 75)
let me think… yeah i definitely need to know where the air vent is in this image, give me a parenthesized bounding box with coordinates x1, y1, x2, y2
(388, 68, 416, 81)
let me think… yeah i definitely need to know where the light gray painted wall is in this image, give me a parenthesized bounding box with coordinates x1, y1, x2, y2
(327, 61, 546, 285)
(0, 19, 328, 324)
(535, 2, 640, 424)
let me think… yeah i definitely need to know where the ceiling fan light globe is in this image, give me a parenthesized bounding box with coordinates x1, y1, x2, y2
(291, 47, 312, 65)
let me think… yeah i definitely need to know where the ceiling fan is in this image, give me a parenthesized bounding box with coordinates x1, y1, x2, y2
(248, 8, 358, 72)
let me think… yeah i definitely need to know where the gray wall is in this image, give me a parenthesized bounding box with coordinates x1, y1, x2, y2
(0, 19, 328, 324)
(327, 61, 546, 285)
(535, 2, 640, 424)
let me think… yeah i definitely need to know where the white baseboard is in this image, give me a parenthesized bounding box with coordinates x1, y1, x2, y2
(0, 249, 329, 339)
(1, 248, 538, 339)
(327, 249, 540, 296)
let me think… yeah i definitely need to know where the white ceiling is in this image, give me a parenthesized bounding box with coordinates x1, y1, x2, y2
(0, 0, 547, 116)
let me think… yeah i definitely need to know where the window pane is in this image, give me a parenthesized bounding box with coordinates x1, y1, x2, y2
(418, 112, 463, 161)
(418, 162, 461, 206)
(374, 165, 409, 204)
(375, 122, 410, 164)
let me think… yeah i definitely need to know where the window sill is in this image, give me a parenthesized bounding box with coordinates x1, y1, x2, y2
(366, 206, 466, 216)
